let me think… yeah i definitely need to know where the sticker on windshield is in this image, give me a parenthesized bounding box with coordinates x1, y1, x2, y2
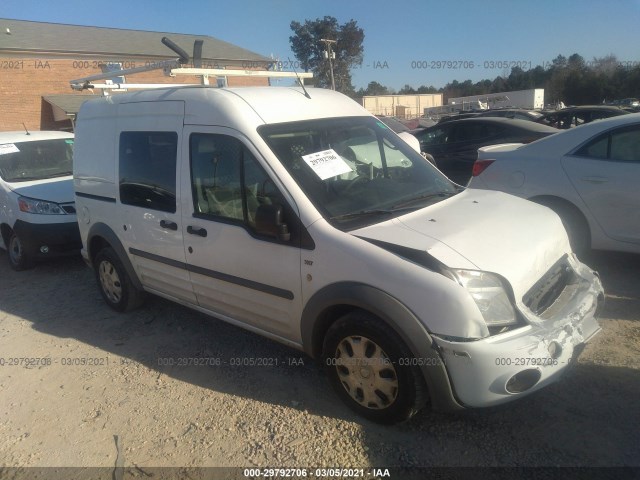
(376, 121, 387, 129)
(65, 139, 74, 144)
(0, 143, 20, 155)
(301, 148, 353, 180)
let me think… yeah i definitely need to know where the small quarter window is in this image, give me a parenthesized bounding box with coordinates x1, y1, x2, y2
(575, 134, 609, 159)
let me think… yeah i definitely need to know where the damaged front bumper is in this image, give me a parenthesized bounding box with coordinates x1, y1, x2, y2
(433, 254, 603, 408)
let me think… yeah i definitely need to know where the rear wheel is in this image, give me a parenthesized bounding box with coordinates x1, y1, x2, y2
(7, 230, 34, 271)
(94, 247, 145, 312)
(323, 311, 428, 424)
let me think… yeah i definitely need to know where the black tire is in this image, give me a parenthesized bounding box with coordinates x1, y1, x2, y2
(94, 247, 145, 312)
(322, 311, 428, 424)
(423, 152, 436, 166)
(7, 230, 35, 271)
(533, 198, 590, 255)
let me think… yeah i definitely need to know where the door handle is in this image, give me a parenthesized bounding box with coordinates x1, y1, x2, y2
(187, 226, 207, 237)
(580, 176, 608, 184)
(160, 220, 178, 231)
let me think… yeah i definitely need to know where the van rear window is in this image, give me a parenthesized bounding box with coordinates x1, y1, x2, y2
(119, 131, 178, 213)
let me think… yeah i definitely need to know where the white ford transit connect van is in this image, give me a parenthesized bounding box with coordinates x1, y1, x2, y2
(73, 86, 603, 423)
(0, 131, 81, 270)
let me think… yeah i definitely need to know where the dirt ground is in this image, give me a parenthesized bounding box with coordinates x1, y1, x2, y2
(0, 249, 639, 477)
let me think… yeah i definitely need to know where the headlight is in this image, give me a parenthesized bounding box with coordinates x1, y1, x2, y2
(18, 196, 66, 215)
(452, 269, 518, 327)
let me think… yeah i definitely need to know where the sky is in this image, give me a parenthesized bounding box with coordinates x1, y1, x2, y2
(2, 0, 640, 91)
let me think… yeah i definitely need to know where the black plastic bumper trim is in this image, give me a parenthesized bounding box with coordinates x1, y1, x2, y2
(128, 247, 294, 300)
(76, 192, 116, 203)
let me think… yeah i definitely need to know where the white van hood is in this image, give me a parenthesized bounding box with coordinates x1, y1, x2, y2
(352, 189, 570, 298)
(7, 176, 75, 204)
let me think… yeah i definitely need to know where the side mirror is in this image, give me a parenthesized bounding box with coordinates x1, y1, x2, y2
(255, 204, 291, 241)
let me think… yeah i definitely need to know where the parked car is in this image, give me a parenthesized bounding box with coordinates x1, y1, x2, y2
(374, 116, 433, 162)
(610, 98, 640, 109)
(411, 117, 558, 184)
(474, 108, 543, 122)
(0, 131, 81, 270)
(536, 105, 628, 129)
(436, 112, 481, 124)
(469, 113, 640, 254)
(375, 116, 410, 133)
(74, 86, 603, 424)
(401, 117, 437, 130)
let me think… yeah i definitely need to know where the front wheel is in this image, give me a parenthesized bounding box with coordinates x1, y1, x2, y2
(323, 311, 428, 424)
(422, 152, 436, 166)
(7, 230, 34, 271)
(94, 247, 145, 312)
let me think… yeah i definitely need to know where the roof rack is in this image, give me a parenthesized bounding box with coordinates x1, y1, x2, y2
(69, 37, 312, 92)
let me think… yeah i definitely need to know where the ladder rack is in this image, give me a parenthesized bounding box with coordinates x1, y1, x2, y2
(69, 37, 312, 92)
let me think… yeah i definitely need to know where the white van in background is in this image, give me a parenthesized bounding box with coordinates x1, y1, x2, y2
(73, 86, 603, 424)
(0, 131, 81, 270)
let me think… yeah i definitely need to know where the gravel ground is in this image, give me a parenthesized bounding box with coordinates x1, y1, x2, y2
(0, 250, 638, 477)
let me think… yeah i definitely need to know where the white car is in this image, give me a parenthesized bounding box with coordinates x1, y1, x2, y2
(469, 113, 640, 254)
(73, 86, 603, 423)
(0, 131, 81, 270)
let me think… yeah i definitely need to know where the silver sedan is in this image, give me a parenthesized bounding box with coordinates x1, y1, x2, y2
(468, 113, 640, 254)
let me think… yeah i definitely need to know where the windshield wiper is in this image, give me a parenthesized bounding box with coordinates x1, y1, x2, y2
(330, 209, 396, 221)
(42, 172, 72, 179)
(330, 205, 422, 221)
(330, 190, 460, 222)
(391, 191, 456, 209)
(7, 175, 44, 182)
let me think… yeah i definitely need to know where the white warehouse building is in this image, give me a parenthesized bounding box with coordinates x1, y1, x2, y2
(447, 89, 545, 110)
(360, 93, 443, 118)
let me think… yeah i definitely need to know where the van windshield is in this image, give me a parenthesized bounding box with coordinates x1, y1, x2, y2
(0, 138, 74, 183)
(259, 116, 459, 229)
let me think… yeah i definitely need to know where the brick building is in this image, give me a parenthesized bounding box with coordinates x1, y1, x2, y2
(0, 18, 273, 131)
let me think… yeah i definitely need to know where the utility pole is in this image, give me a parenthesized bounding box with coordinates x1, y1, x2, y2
(320, 38, 337, 90)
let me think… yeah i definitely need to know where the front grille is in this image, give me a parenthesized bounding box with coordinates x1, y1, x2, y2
(61, 203, 76, 214)
(523, 255, 575, 316)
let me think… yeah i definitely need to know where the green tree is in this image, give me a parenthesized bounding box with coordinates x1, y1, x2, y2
(398, 84, 416, 94)
(355, 81, 390, 96)
(490, 76, 508, 93)
(416, 85, 440, 94)
(289, 16, 364, 94)
(357, 53, 638, 108)
(567, 53, 586, 71)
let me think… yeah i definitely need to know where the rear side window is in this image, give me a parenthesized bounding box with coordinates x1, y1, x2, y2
(540, 113, 569, 129)
(576, 135, 608, 159)
(482, 124, 507, 137)
(574, 112, 590, 126)
(119, 131, 178, 213)
(610, 128, 640, 162)
(416, 126, 448, 145)
(450, 123, 486, 142)
(575, 125, 640, 162)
